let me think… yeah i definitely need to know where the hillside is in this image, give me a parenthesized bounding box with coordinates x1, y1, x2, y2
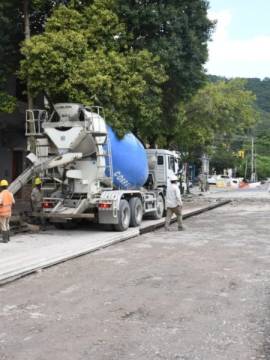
(208, 75, 270, 114)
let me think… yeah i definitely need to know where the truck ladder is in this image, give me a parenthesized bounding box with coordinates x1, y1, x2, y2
(93, 133, 113, 189)
(25, 109, 48, 136)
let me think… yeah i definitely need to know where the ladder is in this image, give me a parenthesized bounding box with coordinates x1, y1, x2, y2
(84, 106, 114, 189)
(25, 109, 48, 136)
(93, 133, 113, 189)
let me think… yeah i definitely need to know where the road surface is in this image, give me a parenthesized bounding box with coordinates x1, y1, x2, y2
(0, 193, 270, 359)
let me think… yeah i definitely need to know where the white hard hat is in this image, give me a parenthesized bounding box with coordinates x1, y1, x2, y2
(170, 174, 178, 182)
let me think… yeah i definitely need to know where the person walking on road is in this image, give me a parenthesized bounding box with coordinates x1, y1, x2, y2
(0, 180, 15, 243)
(165, 174, 184, 231)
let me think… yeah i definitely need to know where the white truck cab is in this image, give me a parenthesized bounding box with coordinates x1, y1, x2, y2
(146, 149, 181, 189)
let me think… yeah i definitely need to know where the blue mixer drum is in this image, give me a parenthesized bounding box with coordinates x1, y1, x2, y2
(105, 126, 149, 189)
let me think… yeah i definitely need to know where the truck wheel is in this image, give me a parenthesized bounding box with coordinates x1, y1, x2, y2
(129, 197, 143, 227)
(114, 199, 131, 231)
(152, 194, 165, 220)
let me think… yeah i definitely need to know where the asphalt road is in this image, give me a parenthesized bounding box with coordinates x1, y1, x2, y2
(1, 197, 270, 360)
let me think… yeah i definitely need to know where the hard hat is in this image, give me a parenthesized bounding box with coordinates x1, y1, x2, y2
(0, 179, 9, 186)
(170, 174, 178, 182)
(34, 177, 42, 185)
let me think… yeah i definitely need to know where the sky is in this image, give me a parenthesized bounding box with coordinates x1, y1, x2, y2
(206, 0, 270, 79)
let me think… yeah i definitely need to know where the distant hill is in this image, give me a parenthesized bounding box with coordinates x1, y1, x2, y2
(208, 75, 270, 113)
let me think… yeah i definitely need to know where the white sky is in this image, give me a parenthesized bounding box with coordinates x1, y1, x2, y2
(206, 7, 270, 79)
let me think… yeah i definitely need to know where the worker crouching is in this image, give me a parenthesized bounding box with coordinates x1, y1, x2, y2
(0, 180, 15, 243)
(165, 175, 184, 231)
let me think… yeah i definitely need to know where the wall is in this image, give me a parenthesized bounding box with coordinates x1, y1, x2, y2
(0, 101, 27, 182)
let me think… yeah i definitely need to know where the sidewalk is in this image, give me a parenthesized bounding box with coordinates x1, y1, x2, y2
(0, 200, 230, 285)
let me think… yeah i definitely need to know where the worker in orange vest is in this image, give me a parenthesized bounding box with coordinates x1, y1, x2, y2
(0, 180, 15, 243)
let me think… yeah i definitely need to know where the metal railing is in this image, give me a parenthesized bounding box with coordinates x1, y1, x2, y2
(25, 109, 48, 136)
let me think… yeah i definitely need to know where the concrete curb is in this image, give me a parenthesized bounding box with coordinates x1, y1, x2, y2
(0, 230, 139, 286)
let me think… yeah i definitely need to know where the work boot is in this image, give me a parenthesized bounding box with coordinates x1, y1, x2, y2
(6, 230, 10, 242)
(178, 226, 185, 231)
(2, 231, 9, 243)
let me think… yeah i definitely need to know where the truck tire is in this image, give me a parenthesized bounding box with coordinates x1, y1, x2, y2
(152, 194, 165, 220)
(129, 197, 143, 227)
(114, 199, 131, 231)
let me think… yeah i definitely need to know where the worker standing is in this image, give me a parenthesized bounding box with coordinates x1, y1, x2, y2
(0, 180, 15, 243)
(198, 171, 205, 192)
(165, 174, 184, 231)
(31, 177, 45, 229)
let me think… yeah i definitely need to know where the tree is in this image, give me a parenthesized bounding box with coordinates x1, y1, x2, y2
(0, 0, 22, 112)
(0, 90, 16, 113)
(20, 3, 167, 139)
(174, 79, 259, 159)
(116, 0, 215, 144)
(0, 0, 82, 113)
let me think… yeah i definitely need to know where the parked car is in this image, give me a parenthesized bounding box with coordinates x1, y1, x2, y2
(208, 175, 233, 186)
(207, 175, 217, 185)
(181, 180, 193, 191)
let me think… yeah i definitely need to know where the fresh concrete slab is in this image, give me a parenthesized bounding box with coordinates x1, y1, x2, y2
(0, 200, 230, 285)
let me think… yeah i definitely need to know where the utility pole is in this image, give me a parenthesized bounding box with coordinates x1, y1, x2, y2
(23, 0, 36, 154)
(23, 0, 33, 110)
(250, 136, 256, 182)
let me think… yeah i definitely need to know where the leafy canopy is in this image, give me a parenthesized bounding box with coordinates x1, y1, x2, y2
(174, 79, 259, 157)
(20, 2, 167, 138)
(116, 0, 215, 143)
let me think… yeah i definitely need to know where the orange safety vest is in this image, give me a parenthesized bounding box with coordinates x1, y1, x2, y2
(0, 189, 14, 217)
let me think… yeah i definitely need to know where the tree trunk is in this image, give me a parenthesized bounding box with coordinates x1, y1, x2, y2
(23, 0, 32, 109)
(23, 0, 35, 153)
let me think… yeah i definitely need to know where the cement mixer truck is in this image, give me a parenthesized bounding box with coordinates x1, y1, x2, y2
(10, 103, 181, 231)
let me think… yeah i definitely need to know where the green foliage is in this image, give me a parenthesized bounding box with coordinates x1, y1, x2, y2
(45, 2, 125, 50)
(255, 155, 270, 179)
(116, 0, 215, 143)
(0, 0, 63, 113)
(239, 154, 270, 180)
(245, 78, 270, 113)
(0, 0, 22, 113)
(20, 3, 167, 139)
(210, 145, 240, 174)
(0, 0, 22, 75)
(256, 132, 270, 157)
(0, 92, 16, 113)
(209, 75, 270, 113)
(174, 79, 259, 158)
